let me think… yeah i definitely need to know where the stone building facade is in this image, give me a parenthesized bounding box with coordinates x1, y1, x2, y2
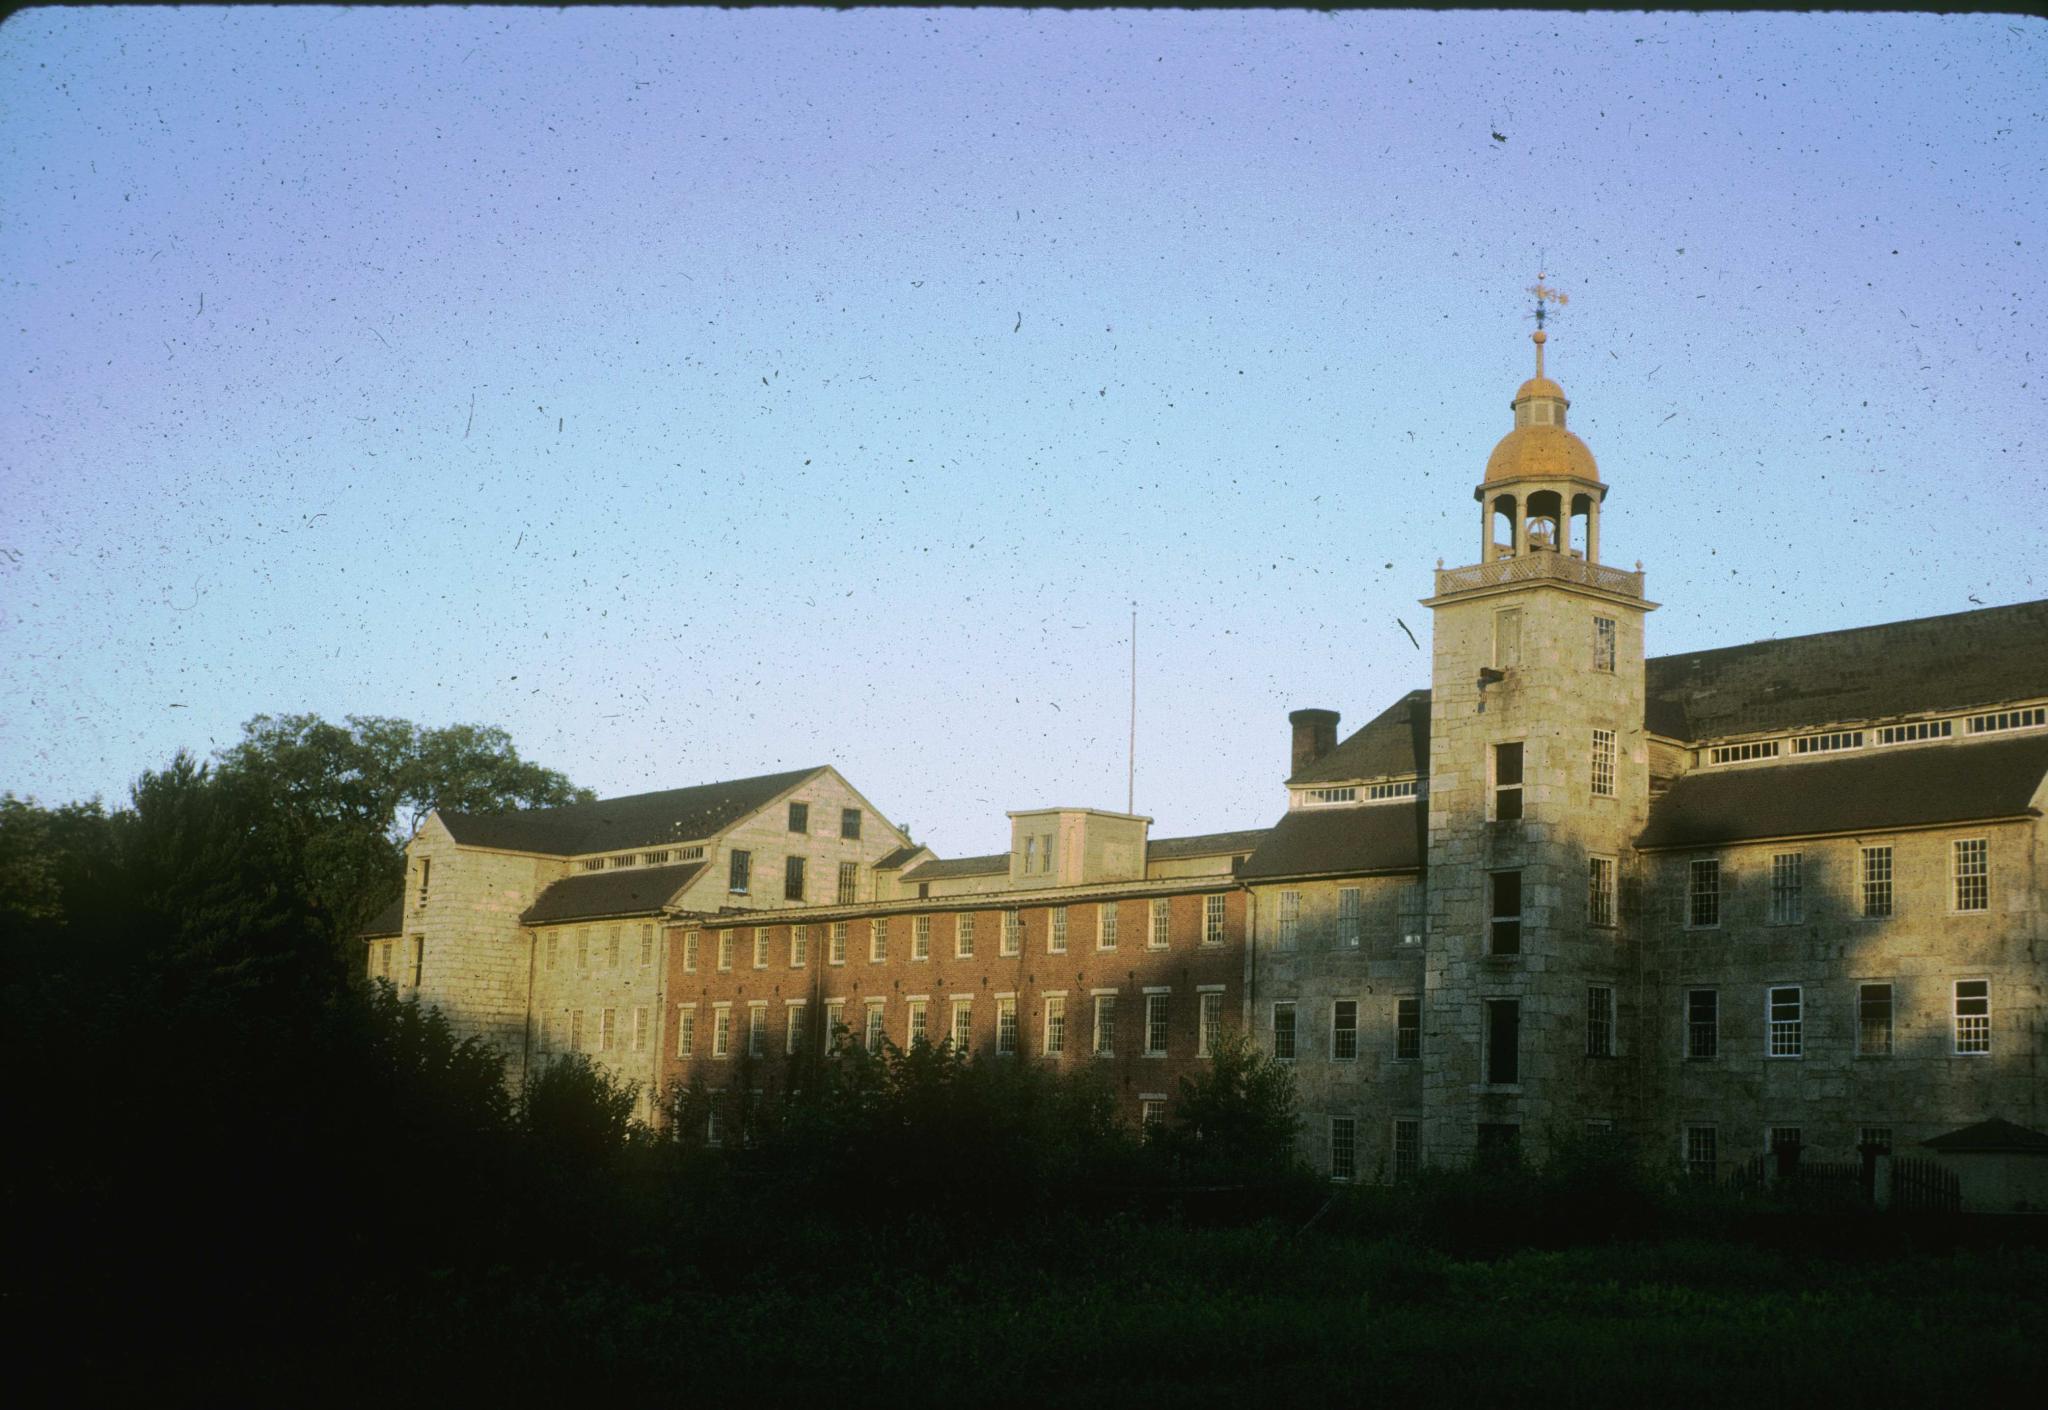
(368, 322, 2048, 1191)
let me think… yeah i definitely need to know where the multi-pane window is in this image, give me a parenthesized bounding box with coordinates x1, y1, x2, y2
(1149, 898, 1170, 950)
(1792, 730, 1863, 755)
(788, 801, 809, 834)
(912, 915, 931, 960)
(784, 855, 806, 902)
(1493, 742, 1524, 820)
(1590, 728, 1616, 798)
(1093, 996, 1117, 1056)
(1767, 986, 1803, 1057)
(1338, 887, 1362, 948)
(870, 918, 888, 963)
(1968, 706, 2048, 734)
(1144, 994, 1169, 1056)
(1953, 839, 1988, 912)
(1876, 719, 1950, 745)
(1003, 909, 1023, 956)
(1332, 1000, 1358, 1061)
(576, 930, 589, 971)
(1489, 871, 1522, 955)
(907, 999, 928, 1047)
(683, 930, 699, 972)
(748, 1004, 767, 1058)
(1686, 989, 1718, 1060)
(829, 921, 847, 966)
(1585, 986, 1614, 1058)
(1277, 891, 1300, 947)
(546, 933, 559, 971)
(1043, 995, 1066, 1055)
(1392, 1119, 1421, 1182)
(705, 1096, 725, 1148)
(1330, 1118, 1358, 1183)
(1024, 836, 1037, 873)
(997, 997, 1019, 1055)
(1271, 1002, 1296, 1061)
(712, 1007, 731, 1058)
(1688, 859, 1721, 929)
(633, 1007, 648, 1053)
(570, 1009, 585, 1052)
(786, 1003, 806, 1055)
(1039, 832, 1055, 873)
(1485, 1000, 1520, 1085)
(824, 1001, 844, 1052)
(956, 914, 975, 958)
(606, 928, 621, 969)
(1684, 1126, 1717, 1181)
(1399, 882, 1425, 945)
(1198, 991, 1222, 1057)
(752, 928, 769, 970)
(1954, 980, 1990, 1054)
(1049, 906, 1068, 954)
(1858, 983, 1893, 1056)
(1861, 846, 1894, 918)
(837, 861, 858, 905)
(1141, 1099, 1166, 1132)
(1204, 894, 1227, 946)
(640, 925, 654, 967)
(1367, 779, 1419, 801)
(1095, 905, 1116, 951)
(1588, 856, 1616, 928)
(1592, 615, 1616, 673)
(1769, 852, 1803, 925)
(676, 1007, 696, 1058)
(728, 849, 751, 894)
(864, 1000, 885, 1054)
(951, 999, 973, 1052)
(1395, 998, 1421, 1061)
(790, 924, 809, 968)
(717, 931, 734, 972)
(1708, 740, 1778, 765)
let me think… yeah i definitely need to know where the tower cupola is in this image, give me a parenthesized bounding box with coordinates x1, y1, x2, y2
(1475, 280, 1607, 564)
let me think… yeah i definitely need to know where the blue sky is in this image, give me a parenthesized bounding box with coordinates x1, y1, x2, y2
(3, 9, 2043, 856)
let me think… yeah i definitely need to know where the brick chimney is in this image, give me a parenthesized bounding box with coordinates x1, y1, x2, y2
(1289, 708, 1340, 777)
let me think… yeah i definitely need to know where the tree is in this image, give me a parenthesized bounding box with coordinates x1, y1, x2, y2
(1165, 1027, 1301, 1177)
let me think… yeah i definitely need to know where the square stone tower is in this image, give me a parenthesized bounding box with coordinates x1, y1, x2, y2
(1419, 325, 1656, 1167)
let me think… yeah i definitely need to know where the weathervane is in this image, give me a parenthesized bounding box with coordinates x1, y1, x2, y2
(1526, 267, 1568, 377)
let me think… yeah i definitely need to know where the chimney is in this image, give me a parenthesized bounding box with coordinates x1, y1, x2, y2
(1289, 708, 1340, 777)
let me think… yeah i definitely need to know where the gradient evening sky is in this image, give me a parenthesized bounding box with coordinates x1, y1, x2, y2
(3, 9, 2043, 856)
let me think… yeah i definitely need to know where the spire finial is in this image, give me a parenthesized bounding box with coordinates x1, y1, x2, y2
(1527, 271, 1568, 380)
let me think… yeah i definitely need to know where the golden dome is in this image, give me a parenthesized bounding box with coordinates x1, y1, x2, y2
(1483, 422, 1600, 485)
(1513, 376, 1565, 404)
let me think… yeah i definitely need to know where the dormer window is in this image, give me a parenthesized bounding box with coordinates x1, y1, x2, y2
(1024, 836, 1037, 872)
(1876, 720, 1950, 745)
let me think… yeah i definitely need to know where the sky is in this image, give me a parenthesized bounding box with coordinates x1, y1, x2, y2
(3, 9, 2043, 857)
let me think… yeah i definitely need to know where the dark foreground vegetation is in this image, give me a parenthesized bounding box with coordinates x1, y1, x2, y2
(6, 719, 2046, 1400)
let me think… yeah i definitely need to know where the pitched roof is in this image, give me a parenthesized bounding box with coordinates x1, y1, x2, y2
(874, 844, 928, 870)
(1921, 1118, 2048, 1155)
(1238, 801, 1426, 881)
(1636, 734, 2048, 850)
(1643, 599, 2048, 741)
(360, 894, 404, 939)
(1289, 690, 1431, 786)
(438, 767, 823, 855)
(520, 862, 707, 926)
(898, 853, 1009, 882)
(1147, 828, 1271, 861)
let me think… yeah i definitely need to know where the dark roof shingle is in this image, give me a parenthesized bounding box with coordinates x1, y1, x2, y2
(1636, 734, 2048, 850)
(1289, 690, 1431, 786)
(439, 767, 823, 856)
(360, 894, 404, 939)
(899, 853, 1009, 882)
(1238, 801, 1426, 880)
(874, 844, 928, 870)
(1147, 828, 1271, 861)
(1644, 600, 2048, 741)
(521, 862, 707, 925)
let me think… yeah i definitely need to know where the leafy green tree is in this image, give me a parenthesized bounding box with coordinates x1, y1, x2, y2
(1164, 1027, 1301, 1177)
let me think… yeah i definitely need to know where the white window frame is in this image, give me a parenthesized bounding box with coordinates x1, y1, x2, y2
(1049, 906, 1068, 954)
(1271, 1001, 1296, 1062)
(1953, 979, 1990, 1055)
(1952, 838, 1988, 914)
(1043, 993, 1066, 1056)
(1092, 992, 1117, 1057)
(1861, 845, 1894, 918)
(1588, 855, 1616, 929)
(675, 1005, 695, 1058)
(1143, 991, 1169, 1057)
(1204, 893, 1227, 946)
(716, 930, 734, 972)
(752, 927, 769, 970)
(956, 913, 975, 959)
(790, 923, 808, 969)
(1337, 887, 1362, 948)
(907, 998, 928, 1047)
(996, 995, 1019, 1055)
(786, 1001, 806, 1056)
(1331, 999, 1358, 1061)
(747, 1002, 767, 1058)
(1148, 897, 1170, 950)
(869, 917, 888, 963)
(1590, 727, 1616, 798)
(1096, 904, 1117, 951)
(913, 914, 931, 961)
(950, 997, 973, 1052)
(1687, 858, 1720, 930)
(1591, 615, 1616, 673)
(1003, 908, 1023, 956)
(1766, 985, 1802, 1058)
(683, 930, 699, 973)
(828, 921, 847, 966)
(711, 1004, 732, 1059)
(863, 999, 885, 1054)
(1197, 988, 1224, 1057)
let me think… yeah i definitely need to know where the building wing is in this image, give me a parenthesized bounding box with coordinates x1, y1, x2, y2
(520, 861, 709, 925)
(1287, 690, 1431, 786)
(436, 766, 826, 855)
(1238, 800, 1426, 880)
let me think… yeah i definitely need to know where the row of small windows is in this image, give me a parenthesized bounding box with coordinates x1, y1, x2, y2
(1271, 996, 1424, 1063)
(1684, 839, 1989, 929)
(543, 922, 657, 973)
(537, 1005, 650, 1055)
(1705, 704, 2044, 768)
(1300, 779, 1421, 807)
(579, 845, 706, 874)
(725, 850, 861, 904)
(678, 988, 1230, 1062)
(1684, 980, 1993, 1059)
(681, 897, 1229, 973)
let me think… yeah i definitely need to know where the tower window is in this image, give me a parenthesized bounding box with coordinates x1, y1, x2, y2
(1488, 871, 1522, 955)
(1591, 616, 1616, 673)
(1590, 728, 1616, 798)
(1588, 856, 1616, 928)
(1485, 1000, 1520, 1085)
(1493, 742, 1524, 820)
(1493, 609, 1522, 669)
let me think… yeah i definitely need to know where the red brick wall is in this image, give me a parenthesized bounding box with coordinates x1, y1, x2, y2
(660, 888, 1245, 1123)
